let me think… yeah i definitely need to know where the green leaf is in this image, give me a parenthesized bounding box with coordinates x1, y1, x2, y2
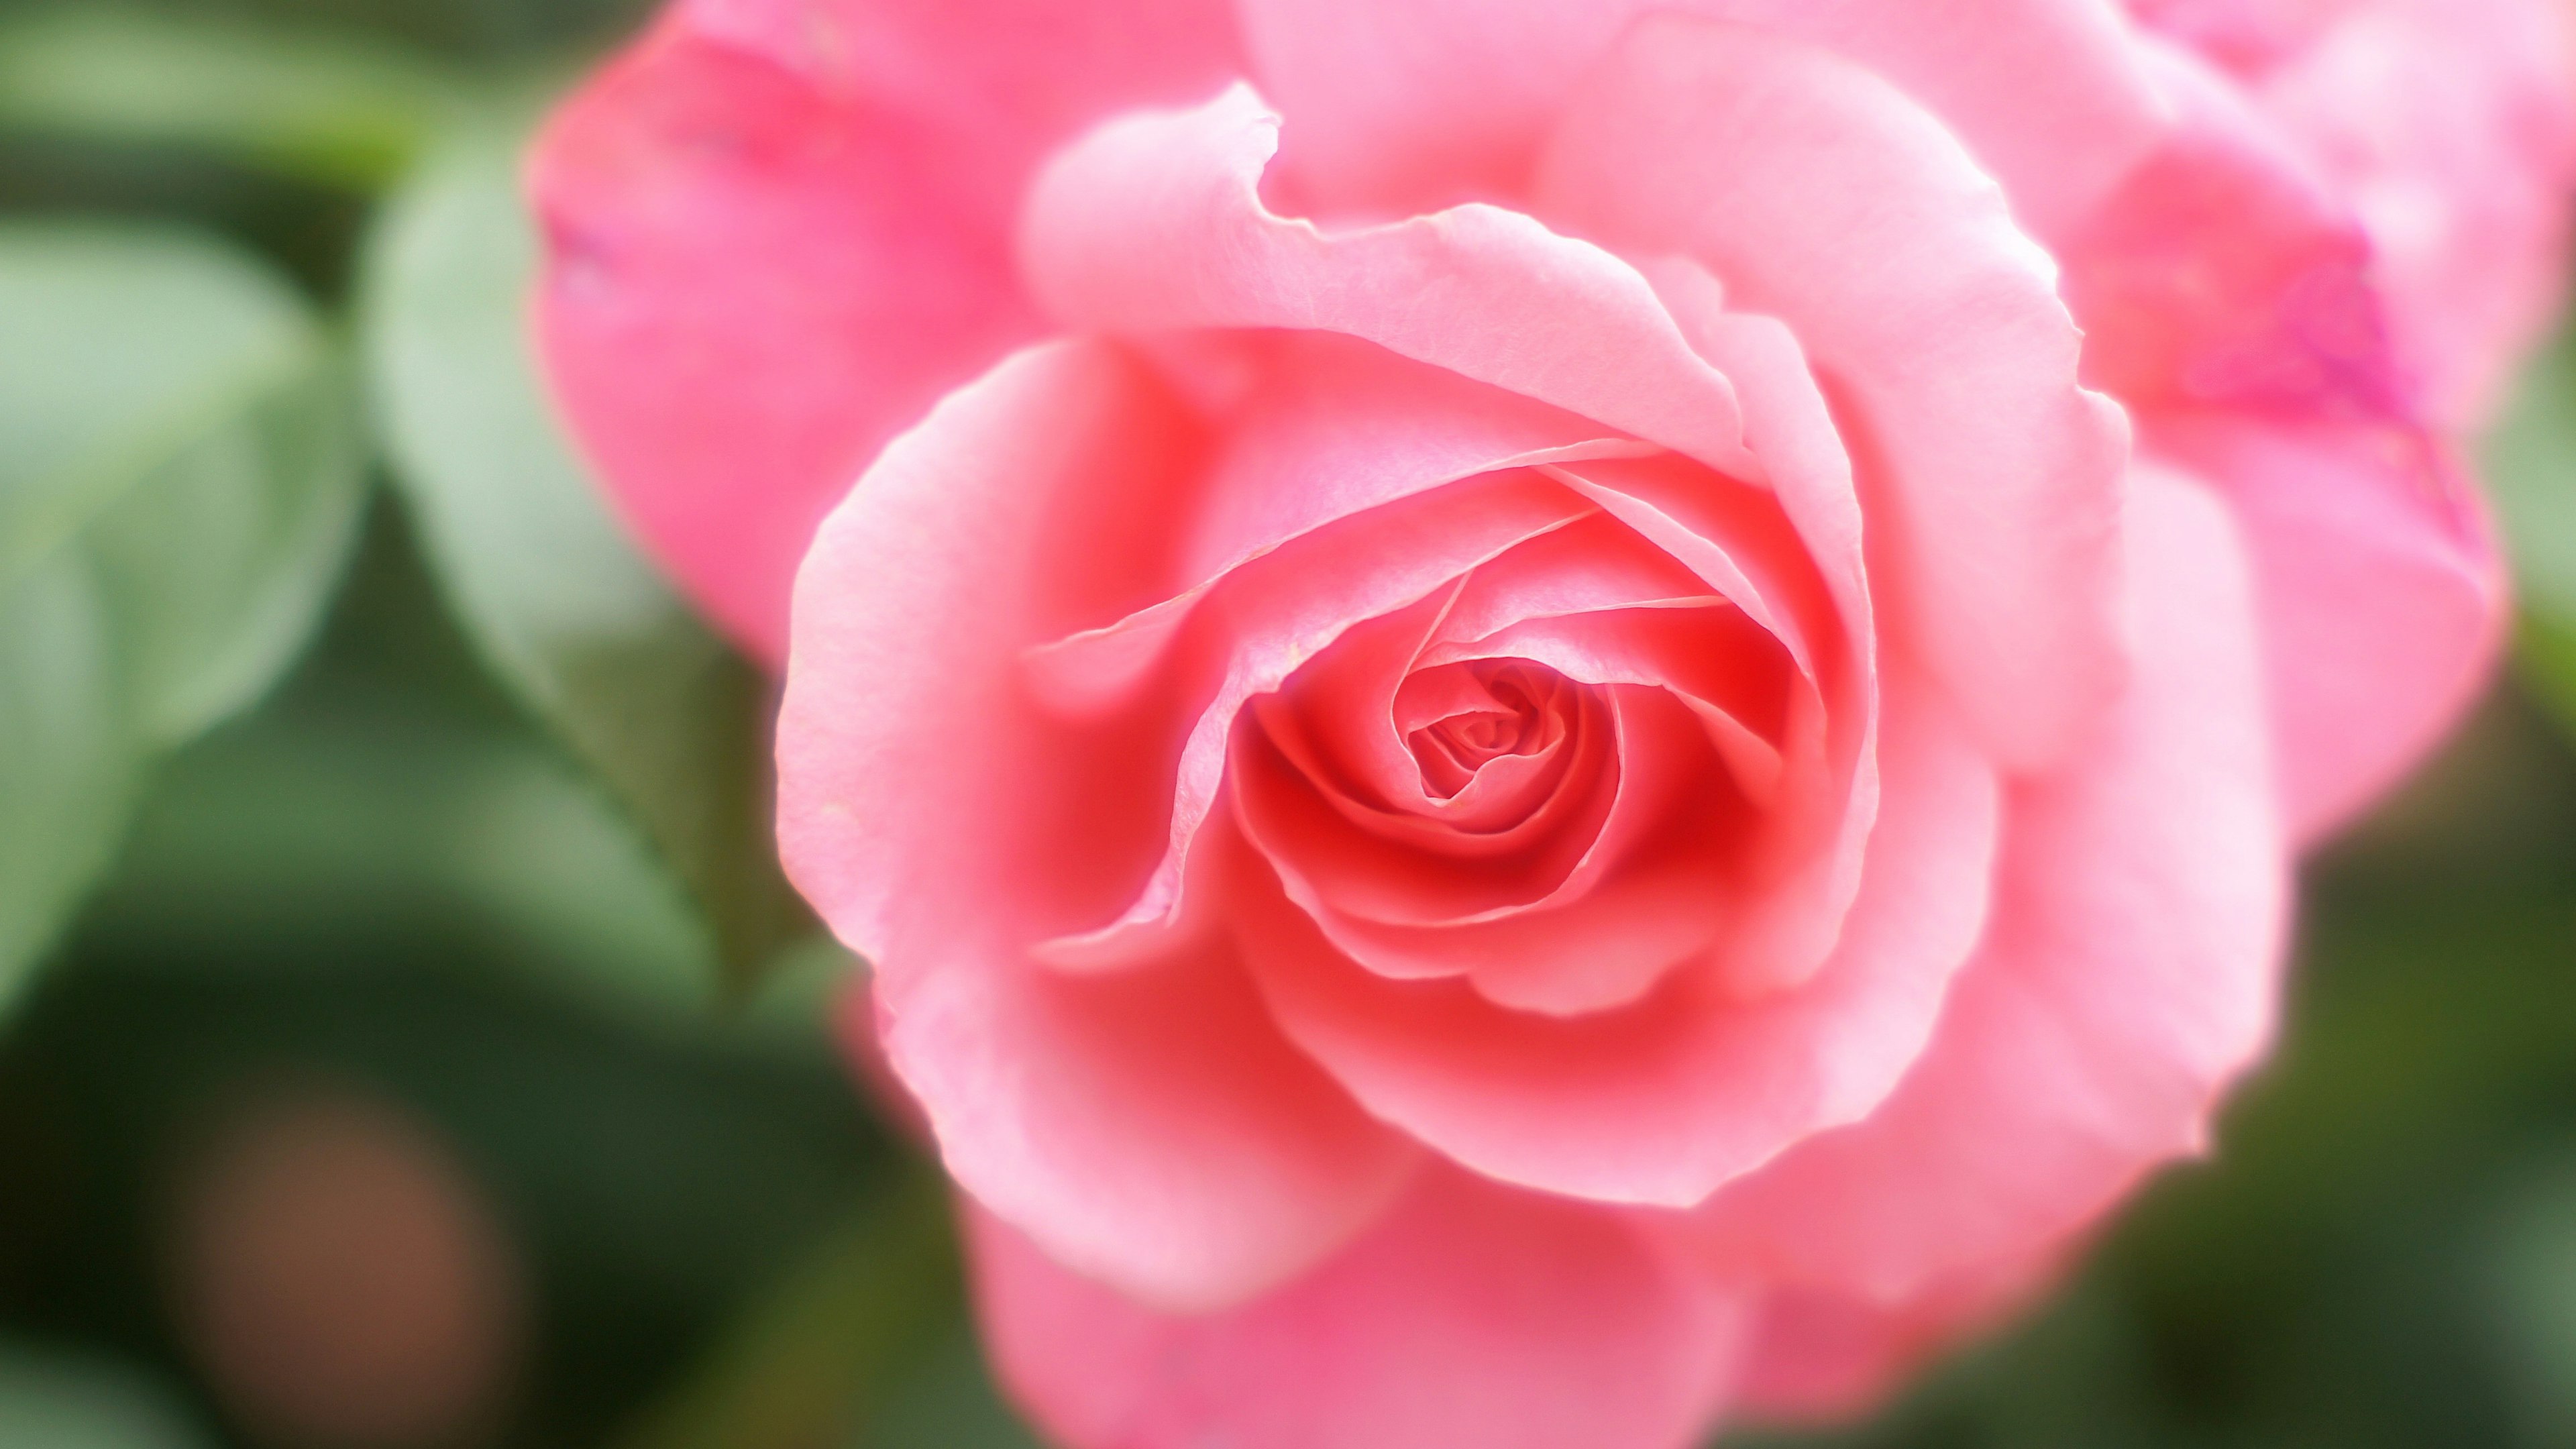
(617, 1165, 967, 1449)
(360, 108, 816, 997)
(2483, 322, 2576, 735)
(0, 1345, 213, 1448)
(0, 223, 368, 1010)
(0, 7, 459, 192)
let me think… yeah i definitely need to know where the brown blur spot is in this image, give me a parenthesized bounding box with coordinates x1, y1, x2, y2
(164, 1083, 523, 1449)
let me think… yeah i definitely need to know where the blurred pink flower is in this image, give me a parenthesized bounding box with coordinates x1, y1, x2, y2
(531, 3, 2576, 1445)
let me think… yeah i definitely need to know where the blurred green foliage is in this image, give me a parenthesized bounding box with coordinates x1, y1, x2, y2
(361, 109, 816, 996)
(5, 3, 2576, 1448)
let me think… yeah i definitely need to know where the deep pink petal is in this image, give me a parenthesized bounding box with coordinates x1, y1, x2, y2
(1674, 468, 2286, 1301)
(969, 1167, 1750, 1449)
(2260, 0, 2576, 425)
(1536, 16, 2132, 771)
(2059, 36, 2400, 421)
(777, 342, 1413, 1309)
(1033, 470, 1597, 972)
(1247, 684, 1739, 1017)
(2133, 0, 2576, 426)
(1232, 0, 2163, 237)
(1230, 596, 1623, 934)
(1417, 607, 1799, 800)
(1239, 668, 1996, 1209)
(531, 0, 1242, 659)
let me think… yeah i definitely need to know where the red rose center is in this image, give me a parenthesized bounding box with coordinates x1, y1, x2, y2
(1407, 660, 1569, 801)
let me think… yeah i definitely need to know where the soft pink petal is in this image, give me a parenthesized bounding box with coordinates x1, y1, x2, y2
(777, 342, 1413, 1309)
(1623, 266, 1876, 682)
(531, 0, 1241, 659)
(1022, 337, 1644, 720)
(871, 912, 1417, 1313)
(1730, 1254, 2058, 1424)
(1533, 306, 1886, 1003)
(1016, 84, 1766, 482)
(1232, 0, 2163, 237)
(969, 1167, 1750, 1449)
(1674, 467, 2286, 1301)
(1536, 17, 2132, 772)
(2149, 414, 2504, 840)
(1239, 668, 1997, 1208)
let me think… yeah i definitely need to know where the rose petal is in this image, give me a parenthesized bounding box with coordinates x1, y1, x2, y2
(1239, 665, 1994, 1209)
(1536, 15, 2133, 772)
(1022, 337, 1648, 720)
(778, 341, 1414, 1309)
(1016, 84, 1766, 482)
(1032, 470, 1598, 972)
(2150, 414, 2504, 840)
(969, 1167, 1750, 1449)
(531, 0, 1242, 659)
(2144, 0, 2576, 425)
(2059, 35, 2398, 419)
(1536, 451, 1871, 999)
(1674, 466, 2286, 1301)
(1245, 684, 1739, 1017)
(1232, 0, 2163, 237)
(1729, 1254, 2057, 1423)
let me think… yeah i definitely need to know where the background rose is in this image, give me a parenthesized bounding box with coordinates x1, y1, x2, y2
(522, 3, 2576, 1448)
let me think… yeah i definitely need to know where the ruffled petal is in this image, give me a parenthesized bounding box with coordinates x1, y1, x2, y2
(1239, 667, 1996, 1209)
(1232, 0, 2163, 236)
(1535, 17, 2132, 771)
(1016, 85, 1766, 482)
(1674, 466, 2286, 1301)
(969, 1167, 1750, 1449)
(531, 0, 1242, 658)
(1032, 470, 1598, 972)
(777, 341, 1414, 1309)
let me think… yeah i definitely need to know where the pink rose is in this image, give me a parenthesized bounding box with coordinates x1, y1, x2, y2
(530, 3, 2576, 1446)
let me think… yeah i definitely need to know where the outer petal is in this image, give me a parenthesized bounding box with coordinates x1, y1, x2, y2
(1673, 467, 2286, 1301)
(969, 1168, 1750, 1449)
(531, 0, 1242, 659)
(1240, 667, 1998, 1209)
(1016, 85, 1765, 483)
(777, 341, 1415, 1309)
(2059, 36, 2397, 419)
(2262, 0, 2576, 425)
(1535, 17, 2133, 771)
(2150, 414, 2505, 840)
(1231, 0, 2165, 237)
(1729, 1254, 2057, 1423)
(2134, 0, 2576, 426)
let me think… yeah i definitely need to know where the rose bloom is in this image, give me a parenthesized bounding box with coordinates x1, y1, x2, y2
(531, 2, 2576, 1446)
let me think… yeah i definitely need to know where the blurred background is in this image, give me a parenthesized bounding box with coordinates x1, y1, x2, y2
(7, 3, 2576, 1447)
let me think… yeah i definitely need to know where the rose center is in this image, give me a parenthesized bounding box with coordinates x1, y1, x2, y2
(1405, 661, 1568, 802)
